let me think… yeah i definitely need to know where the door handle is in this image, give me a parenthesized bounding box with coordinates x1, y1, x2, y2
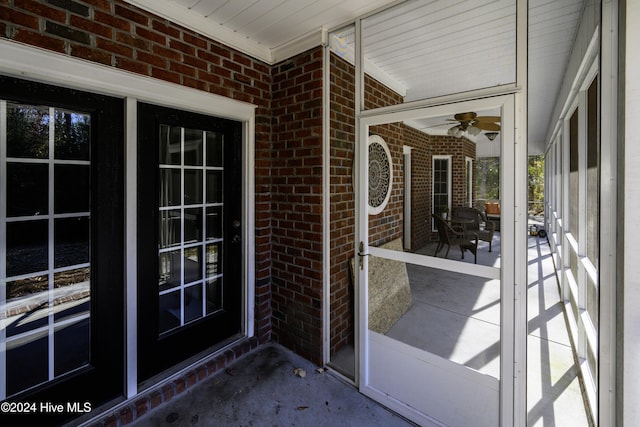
(358, 241, 369, 270)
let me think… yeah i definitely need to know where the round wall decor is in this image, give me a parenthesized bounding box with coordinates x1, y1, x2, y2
(368, 135, 393, 215)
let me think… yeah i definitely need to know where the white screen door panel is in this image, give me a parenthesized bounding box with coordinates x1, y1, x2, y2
(356, 95, 517, 427)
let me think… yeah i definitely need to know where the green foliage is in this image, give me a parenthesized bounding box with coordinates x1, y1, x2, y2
(528, 155, 544, 214)
(475, 157, 500, 201)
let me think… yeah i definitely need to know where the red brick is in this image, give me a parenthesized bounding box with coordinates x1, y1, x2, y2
(135, 25, 166, 45)
(152, 43, 181, 62)
(116, 31, 149, 50)
(71, 43, 112, 65)
(135, 50, 166, 68)
(0, 6, 39, 29)
(151, 66, 181, 84)
(13, 28, 66, 53)
(70, 14, 112, 38)
(115, 4, 148, 26)
(82, 0, 111, 11)
(134, 398, 149, 418)
(169, 37, 195, 56)
(94, 9, 131, 32)
(152, 19, 180, 39)
(115, 56, 149, 75)
(96, 37, 133, 57)
(14, 0, 66, 23)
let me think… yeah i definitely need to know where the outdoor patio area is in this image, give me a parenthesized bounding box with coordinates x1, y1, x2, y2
(331, 230, 592, 426)
(399, 232, 591, 425)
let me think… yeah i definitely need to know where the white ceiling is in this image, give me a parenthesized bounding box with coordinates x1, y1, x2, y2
(125, 0, 586, 155)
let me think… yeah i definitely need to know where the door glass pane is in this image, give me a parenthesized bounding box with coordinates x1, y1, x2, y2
(6, 220, 48, 276)
(184, 246, 202, 285)
(184, 169, 203, 205)
(160, 209, 181, 248)
(6, 334, 48, 396)
(157, 125, 226, 335)
(54, 164, 90, 213)
(184, 284, 203, 323)
(55, 217, 90, 268)
(5, 275, 49, 336)
(6, 162, 48, 217)
(184, 129, 203, 166)
(7, 103, 49, 159)
(159, 290, 181, 334)
(53, 268, 90, 322)
(160, 169, 181, 207)
(159, 124, 182, 165)
(54, 109, 90, 161)
(206, 206, 223, 240)
(2, 102, 92, 398)
(206, 131, 224, 167)
(206, 171, 223, 203)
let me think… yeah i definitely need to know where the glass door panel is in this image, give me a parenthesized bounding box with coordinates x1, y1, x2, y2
(0, 76, 125, 424)
(359, 96, 514, 427)
(137, 103, 243, 381)
(2, 103, 92, 397)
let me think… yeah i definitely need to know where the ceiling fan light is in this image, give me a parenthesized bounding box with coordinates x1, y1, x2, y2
(455, 128, 464, 137)
(447, 126, 458, 136)
(485, 132, 499, 141)
(468, 126, 481, 136)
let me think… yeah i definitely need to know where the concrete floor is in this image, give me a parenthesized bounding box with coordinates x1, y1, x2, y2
(130, 343, 415, 427)
(131, 235, 590, 427)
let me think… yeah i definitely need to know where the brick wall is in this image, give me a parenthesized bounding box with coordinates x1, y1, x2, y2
(270, 48, 325, 364)
(408, 133, 477, 249)
(403, 124, 432, 250)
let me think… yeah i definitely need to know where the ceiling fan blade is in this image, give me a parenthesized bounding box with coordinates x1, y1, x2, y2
(474, 116, 501, 123)
(475, 122, 501, 131)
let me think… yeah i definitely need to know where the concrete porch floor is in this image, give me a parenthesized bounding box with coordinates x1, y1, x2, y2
(128, 342, 415, 427)
(128, 235, 590, 427)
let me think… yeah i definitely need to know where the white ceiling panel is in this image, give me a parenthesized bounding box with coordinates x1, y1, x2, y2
(361, 0, 516, 103)
(126, 0, 587, 154)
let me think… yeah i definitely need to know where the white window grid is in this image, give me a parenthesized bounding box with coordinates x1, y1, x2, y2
(0, 101, 91, 400)
(158, 127, 225, 332)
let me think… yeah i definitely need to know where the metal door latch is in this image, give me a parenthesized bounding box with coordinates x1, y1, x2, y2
(358, 241, 369, 270)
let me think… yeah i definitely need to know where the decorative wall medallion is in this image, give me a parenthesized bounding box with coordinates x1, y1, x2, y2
(368, 135, 392, 215)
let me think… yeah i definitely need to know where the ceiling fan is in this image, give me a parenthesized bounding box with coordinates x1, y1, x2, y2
(433, 112, 501, 138)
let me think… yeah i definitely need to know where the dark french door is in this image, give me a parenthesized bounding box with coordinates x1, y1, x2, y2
(136, 103, 243, 381)
(0, 76, 124, 424)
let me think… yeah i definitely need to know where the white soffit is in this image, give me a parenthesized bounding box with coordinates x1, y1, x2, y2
(124, 0, 399, 65)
